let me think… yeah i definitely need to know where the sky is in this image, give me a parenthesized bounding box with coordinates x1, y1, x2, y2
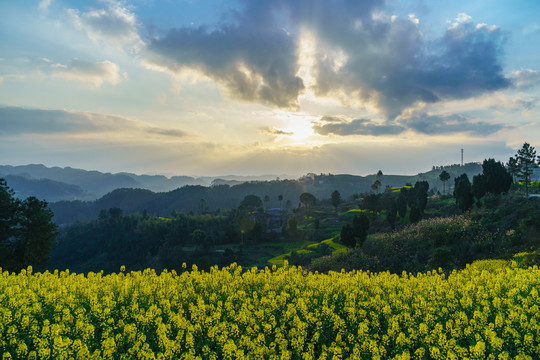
(1, 0, 539, 177)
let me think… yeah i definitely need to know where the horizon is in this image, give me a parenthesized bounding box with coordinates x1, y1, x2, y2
(1, 159, 484, 180)
(1, 1, 539, 176)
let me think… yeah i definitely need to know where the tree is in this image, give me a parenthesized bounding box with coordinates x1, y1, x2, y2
(0, 179, 18, 266)
(192, 228, 211, 253)
(507, 156, 519, 183)
(340, 224, 356, 248)
(371, 179, 381, 193)
(299, 192, 317, 209)
(481, 158, 512, 195)
(397, 189, 408, 218)
(1, 179, 58, 271)
(331, 190, 341, 212)
(454, 174, 474, 212)
(439, 170, 450, 194)
(278, 194, 284, 225)
(409, 205, 421, 224)
(414, 181, 429, 214)
(516, 142, 537, 198)
(352, 214, 370, 247)
(377, 170, 383, 188)
(472, 174, 487, 201)
(198, 199, 209, 214)
(288, 216, 297, 234)
(386, 200, 397, 229)
(240, 195, 262, 211)
(263, 195, 270, 209)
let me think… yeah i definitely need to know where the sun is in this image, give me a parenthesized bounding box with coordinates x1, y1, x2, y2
(287, 118, 316, 144)
(271, 111, 318, 146)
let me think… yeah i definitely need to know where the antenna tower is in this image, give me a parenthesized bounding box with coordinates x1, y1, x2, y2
(461, 149, 464, 166)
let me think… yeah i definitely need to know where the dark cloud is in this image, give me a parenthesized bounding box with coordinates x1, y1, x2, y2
(145, 1, 510, 115)
(0, 106, 187, 138)
(146, 23, 304, 108)
(312, 112, 504, 137)
(262, 127, 294, 136)
(313, 118, 405, 136)
(147, 127, 186, 138)
(0, 106, 125, 134)
(400, 112, 504, 136)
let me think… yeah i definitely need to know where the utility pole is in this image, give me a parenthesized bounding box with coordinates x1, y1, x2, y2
(461, 148, 464, 167)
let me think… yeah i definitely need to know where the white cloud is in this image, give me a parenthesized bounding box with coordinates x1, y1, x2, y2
(67, 1, 140, 48)
(39, 0, 52, 14)
(50, 59, 122, 87)
(512, 69, 540, 89)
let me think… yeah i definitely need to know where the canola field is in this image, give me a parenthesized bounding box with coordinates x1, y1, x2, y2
(1, 263, 539, 359)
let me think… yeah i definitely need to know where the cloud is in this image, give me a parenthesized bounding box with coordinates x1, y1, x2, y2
(261, 127, 294, 136)
(144, 1, 509, 115)
(312, 117, 405, 136)
(39, 0, 52, 14)
(312, 112, 504, 137)
(0, 106, 187, 139)
(147, 127, 186, 138)
(512, 69, 540, 89)
(50, 59, 122, 87)
(399, 112, 505, 136)
(67, 1, 140, 47)
(145, 25, 304, 108)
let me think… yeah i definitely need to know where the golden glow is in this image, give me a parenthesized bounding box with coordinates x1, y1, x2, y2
(270, 111, 318, 146)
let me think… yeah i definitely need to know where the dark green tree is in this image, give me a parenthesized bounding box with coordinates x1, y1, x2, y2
(299, 192, 317, 209)
(0, 179, 18, 265)
(516, 142, 537, 197)
(472, 174, 487, 201)
(377, 170, 383, 188)
(1, 180, 58, 271)
(340, 224, 356, 248)
(192, 229, 210, 253)
(397, 189, 408, 218)
(240, 195, 263, 211)
(13, 196, 58, 269)
(198, 199, 209, 214)
(454, 174, 474, 212)
(409, 205, 421, 224)
(352, 214, 370, 247)
(371, 179, 381, 193)
(331, 190, 341, 212)
(414, 181, 429, 214)
(481, 158, 512, 195)
(439, 170, 450, 194)
(288, 216, 298, 234)
(507, 156, 519, 183)
(386, 200, 397, 229)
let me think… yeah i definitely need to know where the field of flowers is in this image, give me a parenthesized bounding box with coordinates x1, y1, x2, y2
(1, 262, 539, 359)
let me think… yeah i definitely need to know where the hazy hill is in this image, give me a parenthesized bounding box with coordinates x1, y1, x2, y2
(48, 162, 484, 225)
(2, 174, 88, 202)
(0, 164, 297, 201)
(0, 164, 142, 199)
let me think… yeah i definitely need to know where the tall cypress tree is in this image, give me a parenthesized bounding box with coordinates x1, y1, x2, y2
(516, 143, 537, 198)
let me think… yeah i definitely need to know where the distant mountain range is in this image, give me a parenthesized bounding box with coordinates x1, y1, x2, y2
(1, 163, 486, 225)
(0, 164, 295, 201)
